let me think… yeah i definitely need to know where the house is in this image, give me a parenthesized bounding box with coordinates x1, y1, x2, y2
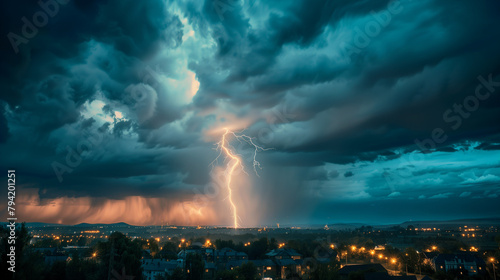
(375, 246, 386, 251)
(264, 248, 303, 278)
(212, 247, 248, 262)
(178, 248, 200, 260)
(432, 254, 486, 275)
(141, 259, 180, 280)
(179, 247, 248, 263)
(266, 248, 302, 260)
(203, 262, 216, 280)
(253, 259, 278, 279)
(274, 258, 302, 279)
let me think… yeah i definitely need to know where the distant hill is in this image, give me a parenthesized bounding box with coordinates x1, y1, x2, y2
(0, 221, 135, 228)
(73, 222, 133, 227)
(325, 223, 369, 230)
(398, 217, 500, 228)
(1, 217, 499, 229)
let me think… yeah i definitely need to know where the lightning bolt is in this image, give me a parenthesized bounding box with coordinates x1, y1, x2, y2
(212, 128, 270, 229)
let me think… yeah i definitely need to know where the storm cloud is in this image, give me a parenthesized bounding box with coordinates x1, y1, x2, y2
(1, 0, 499, 226)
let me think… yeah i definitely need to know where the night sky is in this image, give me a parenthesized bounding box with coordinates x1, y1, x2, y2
(1, 0, 499, 226)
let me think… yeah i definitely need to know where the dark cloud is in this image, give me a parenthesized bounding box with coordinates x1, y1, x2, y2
(1, 0, 500, 225)
(344, 171, 354, 177)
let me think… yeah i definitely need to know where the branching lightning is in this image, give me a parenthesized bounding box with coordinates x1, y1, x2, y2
(211, 128, 270, 229)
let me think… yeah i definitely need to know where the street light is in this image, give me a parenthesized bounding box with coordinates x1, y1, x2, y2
(491, 258, 497, 280)
(404, 253, 409, 275)
(391, 258, 397, 276)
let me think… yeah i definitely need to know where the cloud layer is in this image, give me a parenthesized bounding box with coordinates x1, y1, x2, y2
(1, 0, 499, 225)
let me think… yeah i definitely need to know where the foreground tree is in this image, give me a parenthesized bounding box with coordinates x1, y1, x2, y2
(186, 253, 204, 280)
(96, 232, 142, 279)
(238, 262, 258, 280)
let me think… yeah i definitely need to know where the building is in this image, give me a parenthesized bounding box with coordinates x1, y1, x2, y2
(178, 247, 248, 263)
(266, 248, 302, 260)
(141, 259, 180, 280)
(203, 262, 216, 280)
(432, 254, 486, 275)
(212, 247, 248, 262)
(265, 248, 303, 278)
